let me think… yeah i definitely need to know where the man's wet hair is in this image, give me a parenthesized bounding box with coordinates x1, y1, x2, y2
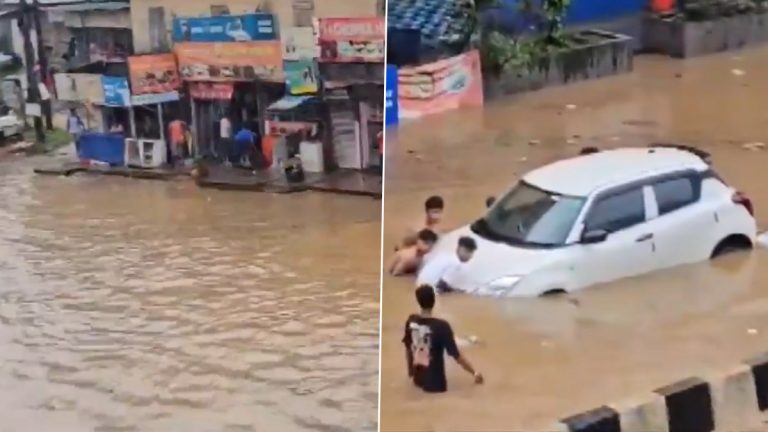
(415, 285, 436, 310)
(425, 196, 444, 211)
(418, 229, 438, 244)
(579, 146, 600, 155)
(458, 236, 477, 252)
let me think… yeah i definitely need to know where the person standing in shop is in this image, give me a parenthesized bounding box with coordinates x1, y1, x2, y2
(168, 117, 188, 165)
(219, 114, 233, 164)
(232, 123, 259, 168)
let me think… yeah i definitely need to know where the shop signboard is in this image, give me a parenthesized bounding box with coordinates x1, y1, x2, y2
(265, 119, 318, 136)
(316, 17, 385, 63)
(131, 91, 180, 106)
(397, 50, 484, 119)
(175, 42, 283, 82)
(172, 13, 277, 42)
(385, 64, 399, 126)
(189, 82, 234, 100)
(54, 73, 104, 104)
(282, 27, 317, 60)
(102, 76, 130, 107)
(285, 60, 318, 95)
(128, 54, 181, 95)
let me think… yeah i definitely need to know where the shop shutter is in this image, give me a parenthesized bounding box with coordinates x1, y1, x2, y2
(329, 98, 361, 170)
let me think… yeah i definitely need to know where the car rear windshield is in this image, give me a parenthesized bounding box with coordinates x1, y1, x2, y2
(472, 181, 586, 247)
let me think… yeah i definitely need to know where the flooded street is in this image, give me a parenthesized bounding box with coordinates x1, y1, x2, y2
(381, 47, 768, 430)
(0, 157, 380, 432)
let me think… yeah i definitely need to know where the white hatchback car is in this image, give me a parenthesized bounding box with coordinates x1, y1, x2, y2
(425, 147, 756, 297)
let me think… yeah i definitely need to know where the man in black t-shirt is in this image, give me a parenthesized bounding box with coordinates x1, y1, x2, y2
(402, 285, 484, 393)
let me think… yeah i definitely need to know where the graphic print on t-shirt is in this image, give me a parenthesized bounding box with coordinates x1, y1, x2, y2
(409, 322, 432, 367)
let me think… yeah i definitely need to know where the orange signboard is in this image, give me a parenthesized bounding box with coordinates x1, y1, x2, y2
(174, 41, 283, 82)
(128, 54, 181, 95)
(397, 50, 484, 119)
(316, 17, 385, 63)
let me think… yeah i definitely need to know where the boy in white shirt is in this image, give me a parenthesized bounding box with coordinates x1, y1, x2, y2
(417, 236, 477, 293)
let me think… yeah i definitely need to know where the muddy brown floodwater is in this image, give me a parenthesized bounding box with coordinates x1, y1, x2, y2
(381, 47, 768, 431)
(0, 156, 380, 432)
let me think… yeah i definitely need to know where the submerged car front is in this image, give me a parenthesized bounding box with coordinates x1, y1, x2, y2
(421, 181, 587, 297)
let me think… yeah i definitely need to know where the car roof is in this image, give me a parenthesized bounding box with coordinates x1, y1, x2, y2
(523, 147, 709, 197)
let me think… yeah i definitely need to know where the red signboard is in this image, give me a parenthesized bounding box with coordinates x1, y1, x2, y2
(189, 82, 234, 100)
(316, 17, 385, 63)
(175, 42, 283, 82)
(265, 120, 317, 136)
(128, 54, 181, 95)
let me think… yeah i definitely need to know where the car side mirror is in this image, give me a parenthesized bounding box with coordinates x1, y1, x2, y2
(485, 196, 496, 208)
(581, 229, 608, 244)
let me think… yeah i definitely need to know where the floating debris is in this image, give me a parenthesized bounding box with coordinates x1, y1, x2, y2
(528, 139, 541, 146)
(757, 232, 768, 249)
(731, 68, 746, 76)
(742, 142, 766, 151)
(748, 328, 759, 335)
(565, 104, 577, 110)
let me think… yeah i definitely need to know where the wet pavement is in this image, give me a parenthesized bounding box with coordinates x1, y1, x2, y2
(0, 153, 380, 431)
(381, 47, 768, 431)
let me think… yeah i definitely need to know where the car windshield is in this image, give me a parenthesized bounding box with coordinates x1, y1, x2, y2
(472, 181, 586, 247)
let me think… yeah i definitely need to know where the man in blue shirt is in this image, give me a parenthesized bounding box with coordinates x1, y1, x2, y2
(231, 124, 258, 167)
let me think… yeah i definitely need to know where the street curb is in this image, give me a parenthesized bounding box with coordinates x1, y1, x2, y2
(556, 352, 768, 432)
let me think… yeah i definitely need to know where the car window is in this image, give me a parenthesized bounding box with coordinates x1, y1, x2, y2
(473, 181, 586, 247)
(653, 177, 696, 215)
(586, 188, 645, 233)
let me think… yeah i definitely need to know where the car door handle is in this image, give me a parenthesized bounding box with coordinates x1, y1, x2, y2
(636, 233, 654, 242)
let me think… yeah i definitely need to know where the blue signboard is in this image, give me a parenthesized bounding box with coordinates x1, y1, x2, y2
(385, 64, 399, 127)
(101, 76, 130, 107)
(172, 13, 277, 42)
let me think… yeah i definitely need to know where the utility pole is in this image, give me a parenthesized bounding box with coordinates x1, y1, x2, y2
(33, 0, 52, 130)
(19, 0, 45, 144)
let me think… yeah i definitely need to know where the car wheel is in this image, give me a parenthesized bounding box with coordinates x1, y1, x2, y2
(711, 234, 753, 259)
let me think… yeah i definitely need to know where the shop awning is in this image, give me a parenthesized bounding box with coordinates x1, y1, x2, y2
(267, 95, 315, 111)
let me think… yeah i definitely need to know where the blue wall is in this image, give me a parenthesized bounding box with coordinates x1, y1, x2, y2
(484, 0, 646, 34)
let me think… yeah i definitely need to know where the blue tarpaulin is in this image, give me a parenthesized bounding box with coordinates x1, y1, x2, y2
(77, 133, 125, 166)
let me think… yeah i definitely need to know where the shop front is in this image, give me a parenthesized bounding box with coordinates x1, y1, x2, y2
(173, 34, 284, 166)
(316, 17, 385, 172)
(264, 95, 324, 172)
(127, 53, 185, 167)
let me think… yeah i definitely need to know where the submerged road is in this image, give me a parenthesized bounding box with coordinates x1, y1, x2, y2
(381, 47, 768, 430)
(0, 154, 381, 432)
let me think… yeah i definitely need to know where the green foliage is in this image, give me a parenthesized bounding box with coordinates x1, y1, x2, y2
(542, 0, 572, 45)
(23, 127, 70, 155)
(479, 0, 572, 74)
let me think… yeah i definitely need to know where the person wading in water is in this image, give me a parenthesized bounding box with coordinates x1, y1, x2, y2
(403, 285, 484, 393)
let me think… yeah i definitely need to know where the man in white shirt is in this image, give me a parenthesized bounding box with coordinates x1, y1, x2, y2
(219, 115, 233, 164)
(417, 236, 477, 293)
